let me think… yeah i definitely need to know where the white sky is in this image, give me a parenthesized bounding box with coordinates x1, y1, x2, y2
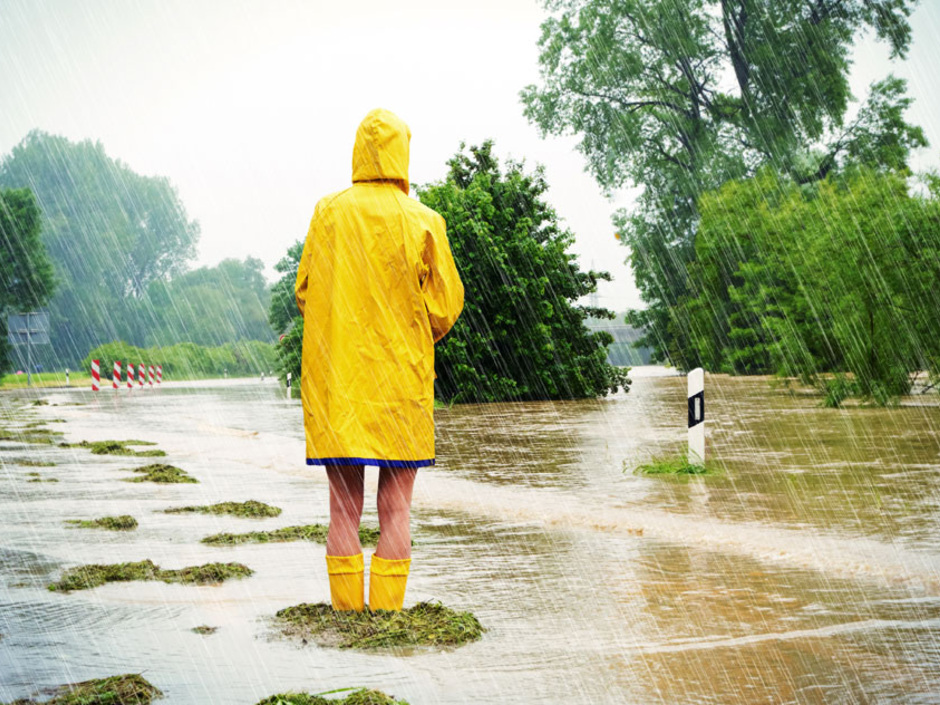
(1, 0, 939, 314)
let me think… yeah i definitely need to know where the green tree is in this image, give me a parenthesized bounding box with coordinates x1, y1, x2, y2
(521, 0, 926, 366)
(143, 257, 274, 347)
(417, 142, 629, 402)
(268, 240, 303, 392)
(686, 167, 940, 404)
(0, 187, 55, 371)
(0, 131, 199, 364)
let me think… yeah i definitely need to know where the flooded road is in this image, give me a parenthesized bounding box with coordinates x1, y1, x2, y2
(1, 369, 939, 703)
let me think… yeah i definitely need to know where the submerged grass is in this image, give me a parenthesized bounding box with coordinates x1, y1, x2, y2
(10, 458, 56, 467)
(124, 463, 197, 484)
(0, 673, 162, 704)
(631, 455, 718, 476)
(256, 689, 409, 705)
(164, 500, 281, 518)
(48, 559, 253, 592)
(26, 471, 58, 482)
(61, 440, 165, 457)
(65, 515, 138, 530)
(202, 524, 379, 546)
(274, 601, 484, 650)
(0, 425, 62, 445)
(191, 625, 218, 635)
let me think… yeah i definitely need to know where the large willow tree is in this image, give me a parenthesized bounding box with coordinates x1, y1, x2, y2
(521, 0, 926, 367)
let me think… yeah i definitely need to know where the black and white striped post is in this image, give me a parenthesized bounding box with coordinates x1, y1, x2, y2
(687, 367, 705, 465)
(286, 372, 292, 401)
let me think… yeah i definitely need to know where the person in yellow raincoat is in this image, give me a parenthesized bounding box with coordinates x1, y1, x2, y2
(295, 108, 464, 612)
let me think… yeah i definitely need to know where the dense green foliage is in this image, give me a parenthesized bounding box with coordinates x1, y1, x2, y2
(685, 167, 940, 403)
(0, 187, 55, 372)
(0, 132, 275, 370)
(0, 131, 199, 364)
(143, 257, 273, 346)
(268, 240, 304, 393)
(83, 339, 275, 380)
(417, 143, 629, 402)
(522, 0, 925, 366)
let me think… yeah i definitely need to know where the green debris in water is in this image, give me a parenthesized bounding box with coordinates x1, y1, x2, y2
(11, 458, 56, 467)
(124, 463, 197, 484)
(164, 500, 281, 518)
(202, 524, 379, 546)
(0, 426, 61, 445)
(191, 625, 218, 635)
(26, 472, 58, 482)
(61, 440, 165, 457)
(1, 673, 162, 704)
(256, 688, 409, 705)
(31, 399, 49, 406)
(48, 559, 253, 592)
(631, 455, 717, 476)
(65, 515, 138, 531)
(274, 600, 484, 650)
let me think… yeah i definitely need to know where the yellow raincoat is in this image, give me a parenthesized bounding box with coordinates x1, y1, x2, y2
(295, 109, 464, 468)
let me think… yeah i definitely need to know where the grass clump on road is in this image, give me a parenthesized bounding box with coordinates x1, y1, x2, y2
(631, 455, 718, 476)
(124, 463, 197, 484)
(66, 515, 138, 530)
(191, 625, 218, 635)
(11, 458, 56, 467)
(26, 472, 58, 482)
(0, 425, 61, 445)
(274, 600, 484, 650)
(48, 559, 253, 592)
(62, 440, 165, 457)
(0, 673, 162, 704)
(256, 689, 409, 705)
(202, 524, 379, 546)
(164, 500, 281, 518)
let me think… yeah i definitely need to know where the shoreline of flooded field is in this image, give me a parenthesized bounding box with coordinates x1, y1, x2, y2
(2, 370, 939, 704)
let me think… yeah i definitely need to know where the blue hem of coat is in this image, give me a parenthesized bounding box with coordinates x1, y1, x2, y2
(306, 457, 435, 468)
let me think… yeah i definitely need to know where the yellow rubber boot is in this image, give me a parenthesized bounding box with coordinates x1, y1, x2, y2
(369, 555, 411, 611)
(325, 553, 364, 612)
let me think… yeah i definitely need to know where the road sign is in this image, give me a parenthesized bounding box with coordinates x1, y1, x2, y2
(7, 312, 50, 346)
(6, 311, 50, 388)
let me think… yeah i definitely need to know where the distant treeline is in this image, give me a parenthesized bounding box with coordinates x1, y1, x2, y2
(83, 340, 276, 380)
(0, 131, 274, 373)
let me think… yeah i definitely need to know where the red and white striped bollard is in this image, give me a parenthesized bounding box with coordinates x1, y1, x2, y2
(138, 363, 144, 387)
(156, 365, 162, 385)
(127, 363, 134, 389)
(148, 365, 154, 387)
(91, 360, 100, 391)
(113, 360, 121, 389)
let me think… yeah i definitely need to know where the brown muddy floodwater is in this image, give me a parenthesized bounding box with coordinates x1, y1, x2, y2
(1, 369, 939, 704)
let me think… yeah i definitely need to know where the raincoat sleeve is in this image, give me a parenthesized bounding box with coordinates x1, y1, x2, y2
(422, 214, 464, 343)
(294, 210, 319, 316)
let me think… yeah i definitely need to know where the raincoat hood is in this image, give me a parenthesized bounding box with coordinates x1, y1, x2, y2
(352, 108, 411, 194)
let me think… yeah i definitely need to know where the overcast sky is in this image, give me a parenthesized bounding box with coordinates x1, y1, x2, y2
(1, 0, 939, 314)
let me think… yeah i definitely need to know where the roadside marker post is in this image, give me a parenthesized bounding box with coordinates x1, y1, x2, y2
(148, 365, 155, 387)
(688, 367, 705, 465)
(156, 365, 162, 385)
(113, 361, 121, 390)
(286, 372, 292, 401)
(91, 360, 100, 391)
(127, 364, 134, 389)
(65, 369, 69, 387)
(138, 363, 144, 388)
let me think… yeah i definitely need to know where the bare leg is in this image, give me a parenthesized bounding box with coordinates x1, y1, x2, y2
(375, 467, 417, 559)
(325, 465, 365, 556)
